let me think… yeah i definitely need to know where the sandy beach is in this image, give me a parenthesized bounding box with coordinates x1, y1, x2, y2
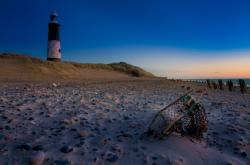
(0, 79, 249, 165)
(2, 0, 250, 164)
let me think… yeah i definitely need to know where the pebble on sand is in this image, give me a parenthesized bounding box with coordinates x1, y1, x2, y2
(54, 159, 71, 165)
(16, 144, 31, 151)
(105, 153, 119, 163)
(52, 83, 57, 87)
(32, 145, 44, 151)
(241, 152, 247, 158)
(78, 130, 89, 137)
(60, 146, 73, 153)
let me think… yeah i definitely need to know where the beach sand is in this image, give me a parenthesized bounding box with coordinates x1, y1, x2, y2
(0, 79, 249, 165)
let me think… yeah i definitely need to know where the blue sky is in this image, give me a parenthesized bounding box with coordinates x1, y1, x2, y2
(1, 0, 250, 78)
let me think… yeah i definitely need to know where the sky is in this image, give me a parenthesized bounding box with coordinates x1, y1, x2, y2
(0, 0, 250, 78)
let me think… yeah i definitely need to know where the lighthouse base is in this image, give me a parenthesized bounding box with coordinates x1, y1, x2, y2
(47, 58, 61, 62)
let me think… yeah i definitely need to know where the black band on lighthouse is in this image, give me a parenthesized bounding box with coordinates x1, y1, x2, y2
(48, 23, 60, 41)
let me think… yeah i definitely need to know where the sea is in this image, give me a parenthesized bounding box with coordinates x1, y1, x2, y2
(185, 79, 250, 87)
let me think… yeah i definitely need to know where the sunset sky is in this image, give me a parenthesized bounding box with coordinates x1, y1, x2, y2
(0, 0, 250, 78)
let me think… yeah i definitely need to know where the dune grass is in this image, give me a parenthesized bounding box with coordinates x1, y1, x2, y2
(0, 53, 154, 77)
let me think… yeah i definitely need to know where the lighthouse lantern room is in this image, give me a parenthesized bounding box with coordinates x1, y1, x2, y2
(47, 12, 61, 61)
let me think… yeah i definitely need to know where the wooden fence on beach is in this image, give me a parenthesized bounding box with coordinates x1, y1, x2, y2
(206, 79, 247, 94)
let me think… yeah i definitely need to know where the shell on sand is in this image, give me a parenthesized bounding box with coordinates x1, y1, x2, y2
(30, 152, 45, 165)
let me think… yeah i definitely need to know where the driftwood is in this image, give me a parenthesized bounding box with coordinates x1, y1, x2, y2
(239, 79, 247, 94)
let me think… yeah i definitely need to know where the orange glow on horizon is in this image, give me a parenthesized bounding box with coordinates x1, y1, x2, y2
(170, 56, 250, 78)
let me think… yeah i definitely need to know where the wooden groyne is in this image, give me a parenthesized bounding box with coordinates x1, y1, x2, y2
(204, 79, 248, 93)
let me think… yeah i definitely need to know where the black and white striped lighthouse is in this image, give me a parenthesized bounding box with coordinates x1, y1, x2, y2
(47, 12, 61, 61)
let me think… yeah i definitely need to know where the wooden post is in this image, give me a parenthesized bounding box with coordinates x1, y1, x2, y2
(227, 80, 233, 91)
(218, 80, 223, 90)
(206, 80, 211, 88)
(212, 81, 217, 89)
(239, 79, 246, 94)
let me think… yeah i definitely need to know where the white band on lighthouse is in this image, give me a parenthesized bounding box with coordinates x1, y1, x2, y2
(48, 40, 61, 59)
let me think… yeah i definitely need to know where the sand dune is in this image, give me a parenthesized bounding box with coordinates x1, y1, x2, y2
(0, 53, 154, 83)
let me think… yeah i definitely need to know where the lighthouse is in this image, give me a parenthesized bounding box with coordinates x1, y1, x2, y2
(47, 12, 61, 61)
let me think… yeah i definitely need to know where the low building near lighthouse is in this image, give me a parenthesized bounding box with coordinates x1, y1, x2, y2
(47, 12, 61, 62)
